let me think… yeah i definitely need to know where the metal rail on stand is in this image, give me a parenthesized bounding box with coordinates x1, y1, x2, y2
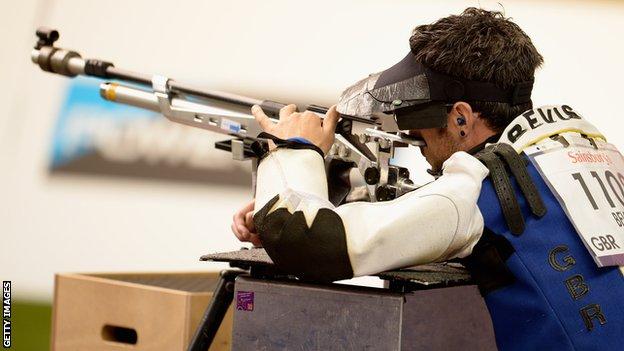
(188, 270, 245, 351)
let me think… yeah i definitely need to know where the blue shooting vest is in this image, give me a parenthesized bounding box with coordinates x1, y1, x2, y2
(475, 155, 624, 350)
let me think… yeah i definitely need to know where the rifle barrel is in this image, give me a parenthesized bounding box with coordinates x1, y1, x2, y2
(31, 47, 282, 116)
(30, 27, 378, 124)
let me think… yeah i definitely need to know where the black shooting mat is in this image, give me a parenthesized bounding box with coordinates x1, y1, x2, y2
(201, 247, 274, 265)
(201, 248, 473, 287)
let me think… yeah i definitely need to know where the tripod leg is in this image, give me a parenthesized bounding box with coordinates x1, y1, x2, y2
(188, 270, 244, 351)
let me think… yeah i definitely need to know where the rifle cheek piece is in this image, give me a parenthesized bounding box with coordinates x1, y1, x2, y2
(336, 52, 534, 131)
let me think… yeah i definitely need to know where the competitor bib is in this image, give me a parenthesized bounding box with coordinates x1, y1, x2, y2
(525, 135, 624, 267)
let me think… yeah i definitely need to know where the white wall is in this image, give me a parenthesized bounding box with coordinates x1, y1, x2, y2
(2, 0, 624, 301)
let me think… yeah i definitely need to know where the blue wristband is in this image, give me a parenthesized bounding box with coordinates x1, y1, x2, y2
(287, 137, 313, 145)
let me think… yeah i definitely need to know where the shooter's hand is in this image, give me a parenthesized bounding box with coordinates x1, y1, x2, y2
(251, 104, 339, 154)
(231, 200, 262, 247)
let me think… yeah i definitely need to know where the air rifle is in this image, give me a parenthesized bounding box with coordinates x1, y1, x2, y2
(31, 27, 423, 202)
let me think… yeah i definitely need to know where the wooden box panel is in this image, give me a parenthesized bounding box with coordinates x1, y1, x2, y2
(51, 272, 232, 351)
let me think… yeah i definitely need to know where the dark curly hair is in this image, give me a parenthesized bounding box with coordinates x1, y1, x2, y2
(409, 8, 543, 132)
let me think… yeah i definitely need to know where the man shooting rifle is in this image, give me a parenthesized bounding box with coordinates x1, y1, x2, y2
(232, 8, 624, 350)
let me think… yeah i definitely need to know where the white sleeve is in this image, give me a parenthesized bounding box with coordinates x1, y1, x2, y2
(254, 148, 333, 227)
(253, 148, 489, 279)
(337, 152, 488, 276)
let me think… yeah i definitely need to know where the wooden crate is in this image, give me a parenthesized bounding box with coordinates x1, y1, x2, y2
(51, 272, 232, 351)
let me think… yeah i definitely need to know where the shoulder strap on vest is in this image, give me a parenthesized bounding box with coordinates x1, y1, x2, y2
(460, 227, 516, 295)
(474, 143, 547, 235)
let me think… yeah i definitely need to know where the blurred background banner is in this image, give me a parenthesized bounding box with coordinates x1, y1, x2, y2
(50, 77, 250, 186)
